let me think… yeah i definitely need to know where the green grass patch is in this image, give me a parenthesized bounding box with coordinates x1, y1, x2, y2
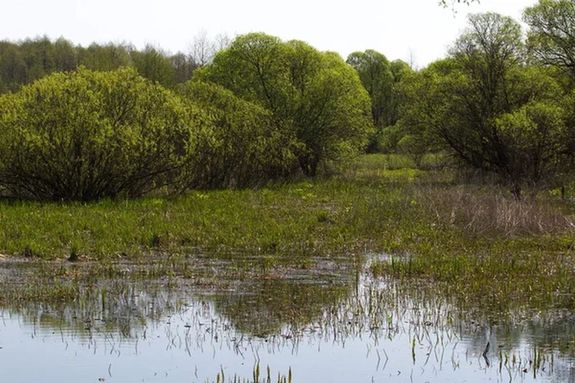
(0, 155, 433, 262)
(0, 154, 574, 313)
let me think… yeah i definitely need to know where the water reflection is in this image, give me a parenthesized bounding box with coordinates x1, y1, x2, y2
(0, 256, 574, 382)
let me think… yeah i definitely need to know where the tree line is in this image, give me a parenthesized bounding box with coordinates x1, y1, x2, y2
(0, 34, 228, 92)
(0, 35, 372, 200)
(0, 0, 573, 201)
(352, 0, 575, 199)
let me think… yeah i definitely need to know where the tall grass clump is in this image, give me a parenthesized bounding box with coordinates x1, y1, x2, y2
(0, 67, 206, 201)
(417, 185, 575, 236)
(211, 364, 292, 383)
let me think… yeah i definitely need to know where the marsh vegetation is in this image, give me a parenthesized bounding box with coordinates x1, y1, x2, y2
(0, 154, 574, 381)
(0, 0, 575, 381)
(2, 249, 575, 382)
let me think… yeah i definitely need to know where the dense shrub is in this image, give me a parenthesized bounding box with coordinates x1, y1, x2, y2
(0, 67, 202, 201)
(398, 14, 574, 198)
(176, 81, 299, 188)
(198, 33, 374, 176)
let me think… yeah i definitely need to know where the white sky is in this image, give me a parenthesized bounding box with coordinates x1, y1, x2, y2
(0, 0, 537, 67)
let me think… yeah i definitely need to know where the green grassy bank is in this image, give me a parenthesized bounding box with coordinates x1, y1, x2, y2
(0, 154, 574, 310)
(0, 155, 430, 261)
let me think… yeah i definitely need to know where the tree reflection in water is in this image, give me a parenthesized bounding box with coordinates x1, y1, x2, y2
(1, 256, 575, 382)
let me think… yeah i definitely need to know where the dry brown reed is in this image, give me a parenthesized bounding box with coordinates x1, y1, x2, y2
(416, 185, 575, 236)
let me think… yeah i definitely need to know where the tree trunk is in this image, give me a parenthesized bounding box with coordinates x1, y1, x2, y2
(511, 183, 522, 201)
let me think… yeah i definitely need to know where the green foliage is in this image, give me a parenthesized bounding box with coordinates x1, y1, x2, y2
(176, 80, 299, 188)
(199, 33, 374, 176)
(376, 125, 403, 153)
(346, 50, 411, 152)
(0, 37, 77, 92)
(399, 13, 573, 197)
(524, 0, 575, 80)
(170, 52, 198, 84)
(397, 134, 428, 167)
(496, 101, 571, 188)
(385, 64, 444, 159)
(199, 34, 289, 113)
(0, 24, 571, 202)
(77, 42, 133, 71)
(0, 67, 201, 201)
(452, 12, 523, 78)
(0, 37, 198, 92)
(346, 50, 393, 129)
(130, 45, 176, 87)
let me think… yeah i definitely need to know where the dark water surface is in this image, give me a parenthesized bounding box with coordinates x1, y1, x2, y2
(0, 255, 574, 382)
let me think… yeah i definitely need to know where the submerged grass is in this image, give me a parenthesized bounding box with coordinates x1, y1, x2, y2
(0, 154, 574, 313)
(210, 364, 292, 383)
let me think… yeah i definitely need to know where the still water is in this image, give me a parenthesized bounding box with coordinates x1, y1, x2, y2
(0, 256, 574, 382)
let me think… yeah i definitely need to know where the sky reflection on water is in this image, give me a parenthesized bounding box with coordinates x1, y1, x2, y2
(1, 257, 575, 382)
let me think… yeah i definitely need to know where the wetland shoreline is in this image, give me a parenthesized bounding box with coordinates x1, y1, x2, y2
(0, 154, 574, 311)
(1, 154, 574, 382)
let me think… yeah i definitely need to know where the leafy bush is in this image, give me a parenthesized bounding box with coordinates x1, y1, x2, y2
(397, 134, 427, 167)
(198, 33, 374, 176)
(0, 67, 202, 201)
(176, 80, 299, 188)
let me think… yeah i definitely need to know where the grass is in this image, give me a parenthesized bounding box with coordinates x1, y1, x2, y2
(0, 186, 347, 260)
(0, 154, 574, 313)
(210, 364, 292, 383)
(416, 184, 575, 236)
(0, 157, 435, 262)
(366, 163, 575, 312)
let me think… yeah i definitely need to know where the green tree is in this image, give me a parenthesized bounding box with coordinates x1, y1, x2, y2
(388, 59, 412, 124)
(298, 51, 373, 174)
(388, 62, 449, 160)
(130, 45, 175, 87)
(0, 42, 27, 92)
(397, 134, 428, 167)
(524, 0, 575, 80)
(347, 50, 413, 152)
(495, 101, 571, 190)
(170, 52, 197, 84)
(199, 34, 291, 115)
(20, 37, 56, 83)
(0, 37, 225, 93)
(176, 81, 298, 188)
(347, 50, 393, 129)
(0, 67, 200, 201)
(399, 13, 571, 197)
(199, 33, 373, 176)
(52, 37, 78, 72)
(77, 42, 132, 71)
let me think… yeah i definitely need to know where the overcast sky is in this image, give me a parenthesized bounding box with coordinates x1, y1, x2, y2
(1, 0, 537, 67)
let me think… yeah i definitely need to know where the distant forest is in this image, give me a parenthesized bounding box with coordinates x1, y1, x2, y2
(0, 36, 225, 92)
(0, 0, 574, 202)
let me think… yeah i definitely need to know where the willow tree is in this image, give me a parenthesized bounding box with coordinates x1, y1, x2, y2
(399, 13, 572, 198)
(176, 81, 298, 188)
(0, 67, 202, 201)
(198, 33, 373, 176)
(524, 0, 575, 80)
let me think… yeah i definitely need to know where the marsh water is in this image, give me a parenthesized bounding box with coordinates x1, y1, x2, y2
(1, 255, 574, 383)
